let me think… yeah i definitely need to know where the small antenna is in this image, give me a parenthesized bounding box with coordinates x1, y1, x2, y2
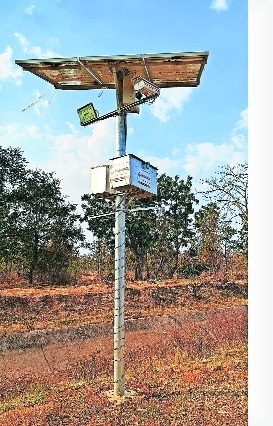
(48, 91, 56, 105)
(22, 86, 52, 112)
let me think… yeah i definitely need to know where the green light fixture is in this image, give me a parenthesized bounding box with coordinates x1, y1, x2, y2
(77, 102, 98, 125)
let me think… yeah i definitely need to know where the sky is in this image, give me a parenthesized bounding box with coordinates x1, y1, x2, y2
(0, 0, 248, 208)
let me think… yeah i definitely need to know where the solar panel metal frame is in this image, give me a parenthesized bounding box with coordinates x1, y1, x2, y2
(15, 51, 209, 90)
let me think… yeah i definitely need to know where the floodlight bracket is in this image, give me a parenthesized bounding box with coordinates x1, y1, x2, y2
(79, 92, 159, 126)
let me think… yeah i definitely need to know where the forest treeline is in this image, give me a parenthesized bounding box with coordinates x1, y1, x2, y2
(0, 146, 248, 286)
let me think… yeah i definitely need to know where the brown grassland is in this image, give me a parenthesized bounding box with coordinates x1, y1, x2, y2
(0, 273, 248, 425)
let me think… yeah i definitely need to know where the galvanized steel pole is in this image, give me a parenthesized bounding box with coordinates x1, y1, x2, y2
(113, 70, 126, 397)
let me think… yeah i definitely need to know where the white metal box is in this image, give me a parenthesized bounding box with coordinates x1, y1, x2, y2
(109, 154, 157, 198)
(90, 165, 116, 199)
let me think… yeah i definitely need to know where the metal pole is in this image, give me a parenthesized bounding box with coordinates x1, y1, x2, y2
(113, 70, 127, 397)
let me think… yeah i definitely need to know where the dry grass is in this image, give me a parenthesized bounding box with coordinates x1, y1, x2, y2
(0, 272, 248, 425)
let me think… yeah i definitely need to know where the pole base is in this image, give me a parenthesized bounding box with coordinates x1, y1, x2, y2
(105, 389, 137, 405)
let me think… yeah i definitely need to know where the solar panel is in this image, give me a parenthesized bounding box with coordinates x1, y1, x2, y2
(15, 51, 209, 90)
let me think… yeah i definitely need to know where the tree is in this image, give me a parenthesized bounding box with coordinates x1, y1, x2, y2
(81, 194, 115, 278)
(199, 163, 248, 254)
(125, 197, 157, 280)
(0, 146, 28, 194)
(81, 194, 115, 248)
(193, 202, 237, 274)
(1, 147, 85, 284)
(81, 194, 157, 280)
(0, 147, 29, 271)
(154, 174, 199, 277)
(10, 169, 84, 284)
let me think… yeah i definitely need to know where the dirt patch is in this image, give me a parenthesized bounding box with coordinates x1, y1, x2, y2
(0, 306, 248, 426)
(0, 279, 247, 334)
(0, 306, 247, 378)
(0, 278, 248, 425)
(0, 306, 247, 353)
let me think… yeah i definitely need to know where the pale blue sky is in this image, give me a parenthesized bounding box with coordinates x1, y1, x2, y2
(1, 0, 248, 205)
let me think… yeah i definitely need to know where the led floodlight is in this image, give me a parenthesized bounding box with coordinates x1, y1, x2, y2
(77, 102, 98, 125)
(132, 76, 160, 97)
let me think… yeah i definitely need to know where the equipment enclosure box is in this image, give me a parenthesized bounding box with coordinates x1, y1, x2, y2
(91, 165, 116, 199)
(109, 154, 157, 198)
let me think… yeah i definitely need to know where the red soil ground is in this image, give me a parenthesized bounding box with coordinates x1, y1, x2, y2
(0, 274, 248, 425)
